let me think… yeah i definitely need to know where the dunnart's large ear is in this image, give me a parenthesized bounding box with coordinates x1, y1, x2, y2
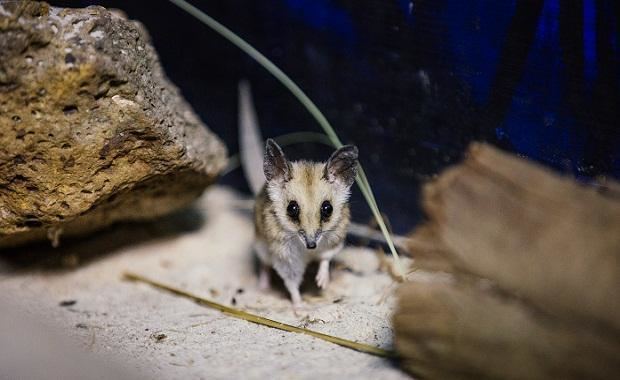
(323, 145, 359, 187)
(264, 139, 292, 182)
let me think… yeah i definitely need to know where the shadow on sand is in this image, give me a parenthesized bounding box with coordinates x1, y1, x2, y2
(0, 207, 206, 273)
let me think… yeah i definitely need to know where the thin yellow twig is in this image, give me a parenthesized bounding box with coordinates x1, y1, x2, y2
(123, 272, 396, 358)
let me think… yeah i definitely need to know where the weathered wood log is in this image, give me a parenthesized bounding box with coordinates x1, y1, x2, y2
(394, 143, 620, 379)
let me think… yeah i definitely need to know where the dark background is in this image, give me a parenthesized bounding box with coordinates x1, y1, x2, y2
(52, 0, 620, 233)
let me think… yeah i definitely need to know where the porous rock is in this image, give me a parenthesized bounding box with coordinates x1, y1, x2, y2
(0, 1, 227, 248)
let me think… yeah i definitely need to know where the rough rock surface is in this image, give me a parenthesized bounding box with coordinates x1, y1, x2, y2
(0, 1, 227, 248)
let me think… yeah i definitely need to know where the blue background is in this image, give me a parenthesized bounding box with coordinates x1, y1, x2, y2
(56, 0, 620, 233)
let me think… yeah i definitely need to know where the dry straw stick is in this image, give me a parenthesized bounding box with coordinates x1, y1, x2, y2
(124, 272, 395, 358)
(168, 0, 405, 280)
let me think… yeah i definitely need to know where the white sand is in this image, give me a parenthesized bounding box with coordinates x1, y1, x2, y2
(0, 186, 409, 379)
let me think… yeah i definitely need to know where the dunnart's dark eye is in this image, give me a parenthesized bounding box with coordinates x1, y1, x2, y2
(287, 200, 300, 221)
(320, 200, 333, 221)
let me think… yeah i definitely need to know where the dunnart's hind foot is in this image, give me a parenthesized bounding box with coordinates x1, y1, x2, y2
(258, 265, 271, 290)
(292, 300, 311, 317)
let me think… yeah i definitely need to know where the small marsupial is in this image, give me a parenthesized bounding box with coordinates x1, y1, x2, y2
(254, 139, 358, 308)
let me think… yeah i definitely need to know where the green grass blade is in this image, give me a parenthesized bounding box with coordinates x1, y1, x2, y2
(169, 0, 405, 279)
(223, 131, 335, 175)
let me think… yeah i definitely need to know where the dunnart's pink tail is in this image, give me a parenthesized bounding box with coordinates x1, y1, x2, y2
(238, 81, 266, 196)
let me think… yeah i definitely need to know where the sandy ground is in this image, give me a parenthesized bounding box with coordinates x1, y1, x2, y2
(0, 186, 410, 380)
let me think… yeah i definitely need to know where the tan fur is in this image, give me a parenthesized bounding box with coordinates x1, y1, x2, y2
(255, 161, 350, 252)
(254, 156, 355, 307)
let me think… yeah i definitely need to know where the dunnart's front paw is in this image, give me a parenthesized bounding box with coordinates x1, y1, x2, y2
(315, 265, 330, 289)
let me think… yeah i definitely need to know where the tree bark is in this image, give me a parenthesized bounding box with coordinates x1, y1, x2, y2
(394, 143, 620, 379)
